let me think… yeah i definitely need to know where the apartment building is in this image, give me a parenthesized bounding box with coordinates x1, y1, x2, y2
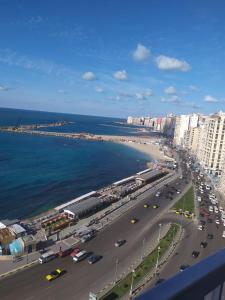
(196, 111, 225, 176)
(173, 115, 190, 146)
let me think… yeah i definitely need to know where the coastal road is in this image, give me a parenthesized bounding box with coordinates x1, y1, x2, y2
(0, 176, 189, 300)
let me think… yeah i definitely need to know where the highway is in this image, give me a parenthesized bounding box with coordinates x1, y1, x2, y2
(0, 175, 188, 300)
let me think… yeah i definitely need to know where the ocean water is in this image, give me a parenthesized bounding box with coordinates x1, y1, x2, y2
(0, 108, 152, 220)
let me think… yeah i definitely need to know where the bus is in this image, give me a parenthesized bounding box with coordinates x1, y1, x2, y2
(39, 250, 56, 264)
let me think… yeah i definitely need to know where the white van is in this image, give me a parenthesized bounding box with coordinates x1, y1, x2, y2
(73, 250, 88, 262)
(39, 251, 56, 264)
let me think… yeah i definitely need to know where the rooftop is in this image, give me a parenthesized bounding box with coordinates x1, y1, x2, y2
(64, 196, 102, 216)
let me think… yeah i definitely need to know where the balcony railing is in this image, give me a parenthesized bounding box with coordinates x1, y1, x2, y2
(135, 248, 225, 300)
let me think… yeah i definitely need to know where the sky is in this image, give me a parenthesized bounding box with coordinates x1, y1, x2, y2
(1, 0, 225, 118)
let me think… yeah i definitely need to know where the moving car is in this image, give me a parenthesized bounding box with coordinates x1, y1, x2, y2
(207, 234, 214, 240)
(180, 264, 190, 272)
(153, 204, 159, 209)
(200, 242, 207, 248)
(155, 278, 165, 286)
(131, 218, 138, 224)
(155, 192, 161, 197)
(222, 231, 225, 238)
(144, 203, 149, 208)
(197, 225, 204, 231)
(88, 254, 102, 264)
(115, 240, 126, 247)
(192, 251, 200, 258)
(215, 219, 220, 225)
(46, 269, 62, 281)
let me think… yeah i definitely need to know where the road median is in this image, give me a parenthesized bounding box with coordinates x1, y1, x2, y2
(100, 223, 180, 300)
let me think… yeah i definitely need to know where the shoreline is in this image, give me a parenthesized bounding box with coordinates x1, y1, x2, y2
(1, 130, 169, 222)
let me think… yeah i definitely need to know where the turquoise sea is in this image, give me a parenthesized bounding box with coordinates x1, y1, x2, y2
(0, 108, 152, 219)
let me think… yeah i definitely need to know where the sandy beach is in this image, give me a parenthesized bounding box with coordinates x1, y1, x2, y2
(99, 134, 167, 162)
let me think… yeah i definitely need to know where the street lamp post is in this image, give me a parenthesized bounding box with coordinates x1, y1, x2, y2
(114, 258, 119, 285)
(155, 223, 162, 276)
(129, 270, 135, 299)
(141, 238, 146, 261)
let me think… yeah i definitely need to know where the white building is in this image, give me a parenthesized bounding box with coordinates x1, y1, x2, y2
(173, 115, 190, 146)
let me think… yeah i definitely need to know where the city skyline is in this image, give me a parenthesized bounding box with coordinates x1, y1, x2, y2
(1, 1, 225, 117)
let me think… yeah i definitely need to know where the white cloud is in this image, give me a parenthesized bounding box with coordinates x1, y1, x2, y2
(164, 86, 177, 95)
(0, 85, 9, 91)
(156, 55, 191, 72)
(119, 89, 153, 100)
(57, 89, 66, 94)
(160, 95, 182, 104)
(82, 71, 96, 80)
(204, 95, 219, 103)
(132, 43, 150, 61)
(188, 85, 199, 91)
(95, 86, 104, 93)
(113, 70, 128, 81)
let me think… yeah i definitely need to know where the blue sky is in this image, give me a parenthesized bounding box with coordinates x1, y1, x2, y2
(1, 0, 225, 117)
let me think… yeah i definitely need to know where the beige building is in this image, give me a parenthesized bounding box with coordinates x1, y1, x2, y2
(197, 111, 225, 176)
(184, 126, 201, 154)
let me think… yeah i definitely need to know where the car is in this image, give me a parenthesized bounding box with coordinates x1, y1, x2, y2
(177, 190, 181, 194)
(153, 204, 159, 209)
(200, 242, 207, 248)
(46, 269, 62, 281)
(88, 254, 102, 264)
(209, 206, 213, 212)
(197, 225, 204, 231)
(81, 233, 94, 243)
(144, 203, 149, 208)
(155, 278, 165, 286)
(180, 264, 190, 272)
(131, 218, 138, 224)
(73, 250, 88, 262)
(222, 231, 225, 238)
(207, 218, 213, 223)
(115, 239, 126, 247)
(200, 220, 206, 226)
(207, 234, 214, 240)
(70, 248, 81, 257)
(214, 207, 219, 214)
(215, 219, 220, 225)
(197, 196, 201, 202)
(155, 192, 161, 197)
(192, 251, 200, 258)
(185, 213, 192, 219)
(206, 185, 211, 190)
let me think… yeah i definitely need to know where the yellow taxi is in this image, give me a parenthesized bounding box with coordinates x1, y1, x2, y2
(131, 218, 138, 224)
(153, 204, 159, 209)
(175, 210, 180, 215)
(46, 268, 62, 281)
(144, 203, 149, 208)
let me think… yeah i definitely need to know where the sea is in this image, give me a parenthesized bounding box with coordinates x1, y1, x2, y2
(0, 107, 153, 220)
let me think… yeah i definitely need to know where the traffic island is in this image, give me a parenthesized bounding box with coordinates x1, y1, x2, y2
(100, 223, 180, 300)
(173, 186, 195, 216)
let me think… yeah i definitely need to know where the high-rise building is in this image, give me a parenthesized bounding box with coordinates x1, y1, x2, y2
(173, 115, 190, 146)
(196, 111, 225, 176)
